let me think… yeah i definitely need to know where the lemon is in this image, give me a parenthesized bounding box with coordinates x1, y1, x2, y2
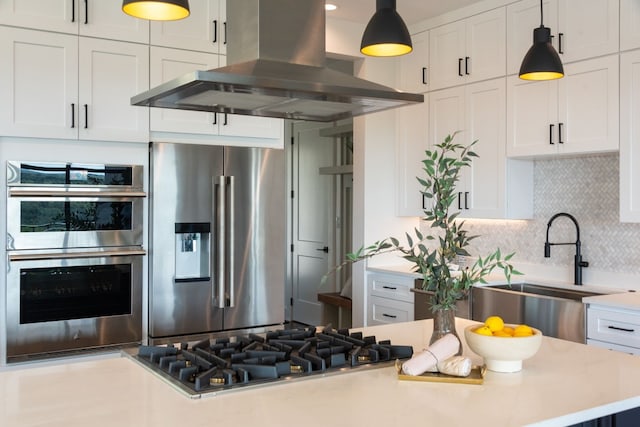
(513, 324, 534, 337)
(474, 325, 493, 336)
(492, 329, 512, 337)
(502, 326, 515, 336)
(484, 316, 505, 332)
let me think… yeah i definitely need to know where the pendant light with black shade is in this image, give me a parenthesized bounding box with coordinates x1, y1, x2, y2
(122, 0, 190, 21)
(361, 0, 412, 57)
(519, 0, 564, 80)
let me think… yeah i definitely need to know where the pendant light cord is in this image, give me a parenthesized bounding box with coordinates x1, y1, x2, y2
(539, 0, 544, 27)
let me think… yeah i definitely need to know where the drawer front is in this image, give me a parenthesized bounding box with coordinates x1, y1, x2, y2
(587, 339, 640, 356)
(587, 306, 640, 349)
(368, 295, 413, 325)
(368, 274, 414, 303)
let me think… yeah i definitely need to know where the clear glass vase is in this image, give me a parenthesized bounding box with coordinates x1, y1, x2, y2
(429, 308, 462, 355)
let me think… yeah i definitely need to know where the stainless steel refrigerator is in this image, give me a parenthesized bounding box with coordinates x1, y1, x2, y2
(149, 142, 285, 342)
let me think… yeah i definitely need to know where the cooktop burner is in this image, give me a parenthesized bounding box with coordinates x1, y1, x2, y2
(126, 325, 413, 398)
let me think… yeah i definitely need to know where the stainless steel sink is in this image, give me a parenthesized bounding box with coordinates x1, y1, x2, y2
(471, 283, 604, 343)
(488, 283, 601, 301)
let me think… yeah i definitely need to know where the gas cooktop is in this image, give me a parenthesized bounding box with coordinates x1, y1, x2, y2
(125, 325, 414, 398)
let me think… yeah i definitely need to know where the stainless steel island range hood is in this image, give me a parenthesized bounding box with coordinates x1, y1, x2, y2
(131, 0, 423, 122)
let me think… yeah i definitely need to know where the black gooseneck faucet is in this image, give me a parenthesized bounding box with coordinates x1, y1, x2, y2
(544, 212, 589, 286)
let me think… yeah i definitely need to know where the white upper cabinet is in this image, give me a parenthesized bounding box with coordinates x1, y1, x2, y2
(507, 55, 619, 157)
(621, 0, 640, 51)
(78, 38, 149, 142)
(0, 27, 149, 142)
(0, 0, 149, 43)
(557, 0, 619, 63)
(429, 8, 505, 90)
(396, 31, 429, 93)
(428, 78, 531, 219)
(507, 0, 618, 73)
(150, 47, 220, 134)
(151, 0, 226, 54)
(149, 47, 282, 146)
(620, 49, 640, 222)
(396, 99, 429, 217)
(506, 0, 557, 75)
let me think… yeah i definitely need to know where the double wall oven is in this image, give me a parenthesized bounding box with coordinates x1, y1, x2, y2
(6, 161, 145, 362)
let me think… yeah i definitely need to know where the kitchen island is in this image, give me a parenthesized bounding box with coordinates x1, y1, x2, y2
(2, 318, 640, 427)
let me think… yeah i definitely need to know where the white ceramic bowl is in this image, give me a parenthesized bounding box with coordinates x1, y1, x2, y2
(464, 324, 543, 373)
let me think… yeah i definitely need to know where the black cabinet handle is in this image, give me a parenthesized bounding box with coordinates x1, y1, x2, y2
(465, 56, 470, 75)
(558, 33, 564, 54)
(223, 113, 228, 126)
(464, 191, 469, 209)
(213, 20, 217, 43)
(382, 285, 398, 290)
(213, 113, 217, 125)
(608, 325, 635, 333)
(71, 0, 75, 22)
(223, 22, 227, 45)
(316, 246, 329, 253)
(558, 122, 564, 144)
(422, 67, 427, 85)
(84, 0, 88, 24)
(458, 58, 463, 76)
(84, 104, 88, 129)
(71, 103, 75, 128)
(549, 124, 555, 145)
(382, 313, 398, 319)
(458, 192, 462, 209)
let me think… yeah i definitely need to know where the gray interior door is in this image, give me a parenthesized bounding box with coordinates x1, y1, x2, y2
(291, 122, 334, 325)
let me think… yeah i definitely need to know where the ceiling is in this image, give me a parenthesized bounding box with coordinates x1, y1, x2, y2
(326, 0, 485, 25)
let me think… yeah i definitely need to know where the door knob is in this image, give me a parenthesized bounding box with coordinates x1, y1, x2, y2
(316, 246, 329, 253)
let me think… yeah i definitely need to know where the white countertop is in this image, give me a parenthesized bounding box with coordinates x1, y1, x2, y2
(2, 319, 640, 426)
(584, 291, 640, 311)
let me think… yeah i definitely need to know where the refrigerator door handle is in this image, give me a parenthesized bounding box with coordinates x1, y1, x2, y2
(215, 176, 226, 309)
(227, 176, 235, 308)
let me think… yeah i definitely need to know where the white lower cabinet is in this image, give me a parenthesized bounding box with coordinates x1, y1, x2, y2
(587, 304, 640, 355)
(367, 272, 415, 326)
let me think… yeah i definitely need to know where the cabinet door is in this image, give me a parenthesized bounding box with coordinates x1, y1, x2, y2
(465, 8, 506, 84)
(149, 47, 220, 134)
(79, 38, 149, 142)
(621, 0, 640, 51)
(80, 0, 149, 44)
(397, 31, 429, 93)
(464, 79, 506, 218)
(620, 50, 640, 222)
(558, 55, 619, 154)
(429, 86, 466, 214)
(150, 0, 223, 53)
(396, 100, 429, 217)
(506, 0, 558, 75)
(558, 0, 619, 63)
(429, 21, 466, 90)
(506, 76, 558, 157)
(218, 114, 283, 140)
(0, 27, 78, 139)
(0, 0, 78, 34)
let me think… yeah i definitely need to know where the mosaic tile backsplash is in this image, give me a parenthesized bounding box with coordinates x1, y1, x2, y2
(424, 153, 640, 274)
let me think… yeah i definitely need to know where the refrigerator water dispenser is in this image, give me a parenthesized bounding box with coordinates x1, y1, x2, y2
(175, 223, 211, 282)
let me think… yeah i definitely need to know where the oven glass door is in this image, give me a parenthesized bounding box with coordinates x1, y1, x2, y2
(7, 196, 143, 250)
(20, 263, 132, 324)
(6, 252, 143, 360)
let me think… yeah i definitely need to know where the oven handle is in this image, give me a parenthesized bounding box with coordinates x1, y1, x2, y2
(8, 188, 146, 197)
(8, 249, 146, 261)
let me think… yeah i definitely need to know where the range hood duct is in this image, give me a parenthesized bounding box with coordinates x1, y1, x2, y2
(131, 0, 423, 122)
